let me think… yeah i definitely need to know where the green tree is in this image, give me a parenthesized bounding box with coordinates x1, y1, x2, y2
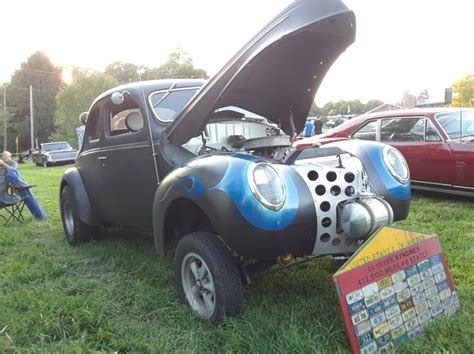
(452, 74, 474, 107)
(328, 100, 353, 115)
(105, 61, 147, 84)
(308, 102, 322, 116)
(321, 102, 335, 116)
(51, 70, 118, 146)
(365, 99, 384, 112)
(145, 49, 208, 80)
(346, 99, 365, 115)
(9, 52, 62, 150)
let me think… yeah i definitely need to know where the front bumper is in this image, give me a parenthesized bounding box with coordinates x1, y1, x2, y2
(47, 156, 76, 163)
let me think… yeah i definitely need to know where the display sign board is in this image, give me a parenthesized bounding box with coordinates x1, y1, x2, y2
(415, 88, 453, 107)
(333, 227, 459, 354)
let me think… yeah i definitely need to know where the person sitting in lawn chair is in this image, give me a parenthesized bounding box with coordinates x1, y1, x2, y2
(0, 151, 47, 220)
(0, 151, 18, 204)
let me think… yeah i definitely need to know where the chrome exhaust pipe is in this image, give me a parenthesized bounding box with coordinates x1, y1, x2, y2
(339, 194, 394, 239)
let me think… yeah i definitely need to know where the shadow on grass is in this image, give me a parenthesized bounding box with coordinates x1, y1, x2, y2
(79, 226, 346, 329)
(412, 190, 473, 203)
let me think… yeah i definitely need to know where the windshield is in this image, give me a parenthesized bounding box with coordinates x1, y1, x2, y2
(435, 109, 474, 139)
(149, 88, 199, 122)
(42, 143, 72, 151)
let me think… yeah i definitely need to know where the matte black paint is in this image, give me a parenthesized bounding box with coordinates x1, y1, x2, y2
(60, 167, 99, 226)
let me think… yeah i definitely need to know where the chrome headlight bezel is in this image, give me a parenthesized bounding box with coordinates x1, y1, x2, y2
(383, 146, 410, 184)
(247, 163, 286, 211)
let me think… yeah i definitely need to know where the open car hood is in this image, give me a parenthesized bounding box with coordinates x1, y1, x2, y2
(166, 0, 356, 145)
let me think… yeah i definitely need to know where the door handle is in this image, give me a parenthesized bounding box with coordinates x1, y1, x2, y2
(98, 156, 108, 160)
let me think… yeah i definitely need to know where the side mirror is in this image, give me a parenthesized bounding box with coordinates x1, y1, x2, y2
(125, 111, 144, 132)
(111, 92, 125, 105)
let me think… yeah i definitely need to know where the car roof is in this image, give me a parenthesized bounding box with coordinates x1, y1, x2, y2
(358, 107, 467, 120)
(320, 107, 470, 137)
(90, 79, 206, 108)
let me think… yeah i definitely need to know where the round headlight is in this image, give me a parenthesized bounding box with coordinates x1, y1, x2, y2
(383, 147, 409, 184)
(248, 163, 286, 211)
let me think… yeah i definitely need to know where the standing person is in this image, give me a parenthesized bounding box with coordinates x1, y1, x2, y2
(334, 114, 347, 127)
(314, 115, 324, 135)
(304, 118, 314, 137)
(76, 112, 88, 151)
(0, 151, 47, 220)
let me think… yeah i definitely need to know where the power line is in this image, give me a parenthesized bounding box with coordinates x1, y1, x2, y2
(6, 86, 60, 93)
(13, 68, 62, 77)
(8, 66, 100, 78)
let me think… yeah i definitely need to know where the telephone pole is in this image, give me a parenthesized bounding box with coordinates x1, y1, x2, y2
(3, 85, 6, 151)
(30, 85, 34, 150)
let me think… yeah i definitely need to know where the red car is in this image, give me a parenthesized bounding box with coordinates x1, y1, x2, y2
(295, 108, 474, 196)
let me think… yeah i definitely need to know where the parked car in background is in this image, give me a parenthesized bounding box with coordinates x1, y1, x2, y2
(33, 142, 77, 167)
(295, 108, 474, 196)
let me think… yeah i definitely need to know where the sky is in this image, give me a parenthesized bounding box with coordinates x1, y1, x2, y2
(1, 0, 473, 106)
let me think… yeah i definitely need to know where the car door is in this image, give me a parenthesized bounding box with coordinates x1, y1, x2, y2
(448, 140, 474, 188)
(99, 97, 157, 226)
(379, 116, 452, 185)
(76, 103, 109, 220)
(435, 110, 474, 188)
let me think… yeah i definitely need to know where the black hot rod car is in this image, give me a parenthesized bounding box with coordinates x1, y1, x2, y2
(60, 0, 411, 322)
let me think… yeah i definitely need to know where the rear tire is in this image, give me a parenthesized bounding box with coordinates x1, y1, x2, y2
(174, 232, 243, 323)
(60, 186, 96, 245)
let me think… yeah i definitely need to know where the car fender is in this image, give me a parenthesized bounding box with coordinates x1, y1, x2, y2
(153, 153, 316, 258)
(152, 155, 229, 256)
(60, 167, 100, 226)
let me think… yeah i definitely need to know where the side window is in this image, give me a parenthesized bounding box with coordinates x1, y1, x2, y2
(109, 108, 143, 136)
(436, 114, 460, 139)
(86, 106, 101, 142)
(425, 120, 442, 141)
(352, 121, 377, 141)
(380, 117, 425, 142)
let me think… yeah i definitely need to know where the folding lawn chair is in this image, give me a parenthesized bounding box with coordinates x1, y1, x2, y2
(0, 184, 28, 225)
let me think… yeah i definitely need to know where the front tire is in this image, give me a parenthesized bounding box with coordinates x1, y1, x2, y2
(60, 186, 95, 245)
(43, 158, 50, 168)
(174, 232, 243, 323)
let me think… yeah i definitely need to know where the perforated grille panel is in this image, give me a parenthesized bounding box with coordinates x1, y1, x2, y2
(291, 153, 370, 256)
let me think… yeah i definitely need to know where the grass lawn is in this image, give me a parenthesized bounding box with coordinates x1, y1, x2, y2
(0, 164, 473, 352)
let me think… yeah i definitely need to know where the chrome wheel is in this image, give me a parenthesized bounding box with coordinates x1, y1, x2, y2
(63, 200, 75, 236)
(181, 252, 216, 319)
